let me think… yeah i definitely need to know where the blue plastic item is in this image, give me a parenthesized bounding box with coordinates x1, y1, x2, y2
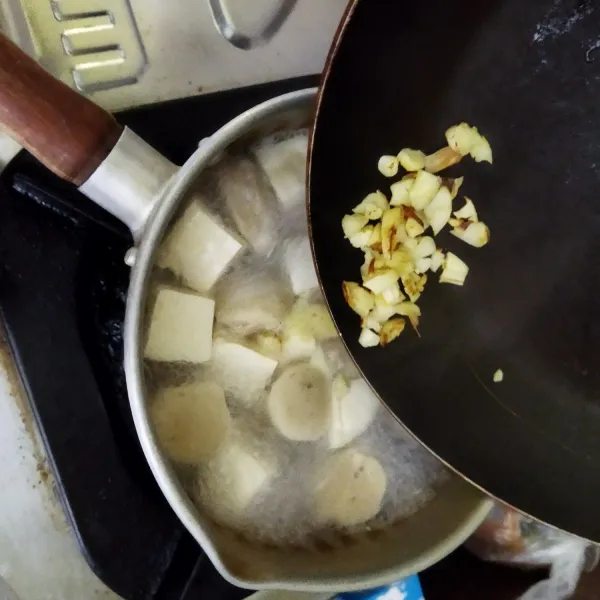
(335, 575, 424, 600)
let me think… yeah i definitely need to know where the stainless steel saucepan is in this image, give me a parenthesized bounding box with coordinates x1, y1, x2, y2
(0, 34, 492, 592)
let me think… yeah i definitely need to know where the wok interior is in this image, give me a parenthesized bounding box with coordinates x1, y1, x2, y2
(135, 98, 489, 588)
(307, 0, 600, 543)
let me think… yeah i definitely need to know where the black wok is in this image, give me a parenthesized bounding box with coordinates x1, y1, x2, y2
(309, 0, 600, 541)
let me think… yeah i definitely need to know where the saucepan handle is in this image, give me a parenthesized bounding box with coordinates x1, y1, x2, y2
(0, 33, 177, 240)
(0, 34, 122, 185)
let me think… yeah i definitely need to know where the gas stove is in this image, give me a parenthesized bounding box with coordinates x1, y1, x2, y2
(0, 76, 318, 600)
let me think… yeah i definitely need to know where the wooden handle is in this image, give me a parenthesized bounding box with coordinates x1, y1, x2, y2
(0, 34, 123, 186)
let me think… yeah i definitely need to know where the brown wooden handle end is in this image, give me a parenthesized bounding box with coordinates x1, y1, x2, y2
(0, 34, 123, 185)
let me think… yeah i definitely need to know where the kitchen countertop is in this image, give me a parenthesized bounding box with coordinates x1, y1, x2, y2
(0, 1, 348, 598)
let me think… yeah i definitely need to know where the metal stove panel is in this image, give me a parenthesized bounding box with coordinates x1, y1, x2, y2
(13, 0, 146, 92)
(0, 0, 348, 112)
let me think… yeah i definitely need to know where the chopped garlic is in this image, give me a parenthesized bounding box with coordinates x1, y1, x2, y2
(454, 197, 478, 221)
(342, 122, 492, 348)
(493, 369, 504, 383)
(471, 137, 493, 164)
(378, 155, 399, 177)
(401, 272, 427, 303)
(368, 223, 382, 248)
(381, 207, 403, 257)
(396, 302, 421, 331)
(372, 294, 400, 323)
(450, 221, 490, 248)
(363, 269, 398, 295)
(424, 187, 453, 235)
(385, 248, 414, 278)
(430, 249, 445, 273)
(380, 318, 406, 346)
(381, 280, 403, 305)
(424, 146, 462, 173)
(359, 328, 380, 348)
(361, 314, 383, 333)
(440, 252, 469, 286)
(349, 226, 374, 249)
(405, 217, 425, 238)
(446, 122, 493, 164)
(414, 236, 436, 259)
(447, 176, 465, 200)
(343, 281, 374, 317)
(409, 170, 441, 211)
(446, 123, 479, 156)
(390, 177, 414, 206)
(353, 191, 389, 220)
(397, 148, 426, 172)
(360, 250, 376, 281)
(415, 257, 432, 274)
(342, 213, 370, 238)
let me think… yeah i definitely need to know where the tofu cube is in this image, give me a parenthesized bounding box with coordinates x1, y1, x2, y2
(329, 379, 380, 449)
(215, 268, 293, 336)
(203, 439, 277, 517)
(145, 286, 215, 363)
(283, 236, 319, 296)
(157, 199, 245, 293)
(211, 340, 278, 406)
(217, 157, 281, 256)
(253, 133, 308, 211)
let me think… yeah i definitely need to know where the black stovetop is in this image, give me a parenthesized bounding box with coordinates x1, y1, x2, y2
(0, 76, 317, 600)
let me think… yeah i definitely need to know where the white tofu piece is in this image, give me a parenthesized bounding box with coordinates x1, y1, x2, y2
(217, 157, 281, 256)
(145, 286, 215, 363)
(253, 133, 308, 211)
(329, 379, 380, 449)
(202, 437, 277, 517)
(215, 268, 293, 336)
(151, 380, 231, 464)
(309, 346, 332, 377)
(157, 199, 245, 293)
(321, 338, 362, 381)
(211, 340, 278, 406)
(283, 237, 319, 296)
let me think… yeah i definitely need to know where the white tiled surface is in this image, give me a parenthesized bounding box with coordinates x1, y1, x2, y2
(0, 327, 122, 599)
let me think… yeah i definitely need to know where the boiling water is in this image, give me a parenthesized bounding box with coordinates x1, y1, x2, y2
(144, 129, 449, 546)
